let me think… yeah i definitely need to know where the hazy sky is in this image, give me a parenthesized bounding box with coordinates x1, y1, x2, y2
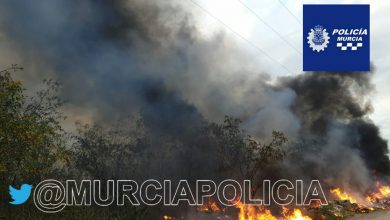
(187, 0, 390, 140)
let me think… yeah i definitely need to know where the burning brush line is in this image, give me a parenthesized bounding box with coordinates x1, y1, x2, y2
(235, 202, 312, 220)
(180, 200, 314, 220)
(172, 180, 390, 219)
(331, 181, 390, 208)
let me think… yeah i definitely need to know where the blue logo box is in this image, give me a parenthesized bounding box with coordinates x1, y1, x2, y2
(303, 5, 370, 72)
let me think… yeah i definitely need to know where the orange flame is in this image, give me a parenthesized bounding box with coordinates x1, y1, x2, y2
(163, 215, 173, 220)
(236, 201, 277, 220)
(330, 188, 357, 203)
(366, 182, 390, 203)
(235, 201, 312, 220)
(283, 208, 313, 220)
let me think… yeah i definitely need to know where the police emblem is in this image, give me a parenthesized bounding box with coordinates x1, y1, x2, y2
(307, 25, 330, 52)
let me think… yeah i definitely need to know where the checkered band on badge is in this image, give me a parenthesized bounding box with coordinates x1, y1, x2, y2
(336, 42, 363, 51)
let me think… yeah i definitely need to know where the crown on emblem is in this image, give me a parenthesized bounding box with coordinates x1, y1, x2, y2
(314, 25, 323, 32)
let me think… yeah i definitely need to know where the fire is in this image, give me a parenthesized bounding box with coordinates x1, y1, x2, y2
(330, 188, 357, 203)
(198, 199, 222, 212)
(284, 209, 312, 220)
(328, 183, 390, 214)
(191, 182, 390, 219)
(235, 201, 312, 220)
(236, 201, 277, 220)
(366, 182, 390, 203)
(164, 182, 390, 220)
(378, 184, 390, 196)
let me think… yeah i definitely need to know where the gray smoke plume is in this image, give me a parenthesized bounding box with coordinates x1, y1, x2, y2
(0, 0, 295, 134)
(278, 72, 390, 193)
(1, 0, 389, 215)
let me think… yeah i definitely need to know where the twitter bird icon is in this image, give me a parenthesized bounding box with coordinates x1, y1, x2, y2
(9, 184, 32, 205)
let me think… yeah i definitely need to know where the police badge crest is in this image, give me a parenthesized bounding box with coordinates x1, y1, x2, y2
(303, 5, 370, 71)
(307, 25, 330, 52)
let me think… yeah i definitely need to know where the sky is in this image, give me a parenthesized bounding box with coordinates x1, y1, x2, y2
(186, 0, 390, 141)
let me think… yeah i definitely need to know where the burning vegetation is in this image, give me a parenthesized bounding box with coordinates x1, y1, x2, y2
(366, 182, 390, 203)
(161, 180, 390, 219)
(330, 181, 390, 210)
(235, 202, 313, 220)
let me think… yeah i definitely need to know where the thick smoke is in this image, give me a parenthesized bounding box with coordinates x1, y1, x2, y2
(279, 72, 390, 192)
(0, 0, 298, 137)
(1, 0, 389, 212)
